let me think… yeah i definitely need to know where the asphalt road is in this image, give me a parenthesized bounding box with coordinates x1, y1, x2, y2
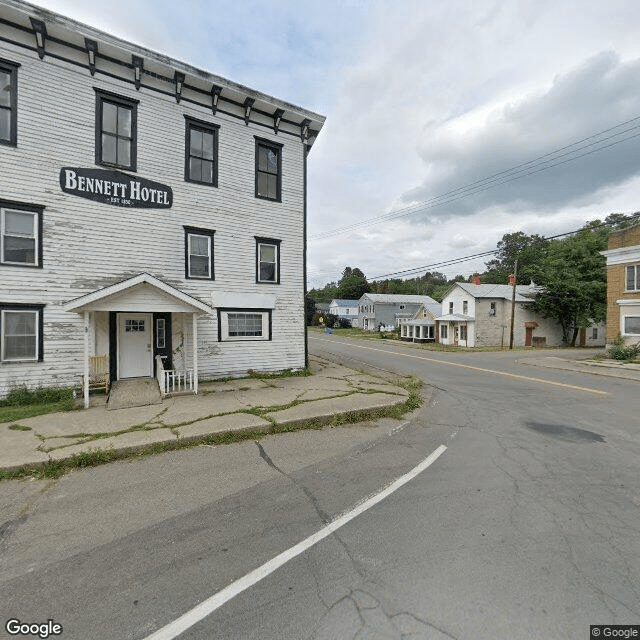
(1, 336, 639, 640)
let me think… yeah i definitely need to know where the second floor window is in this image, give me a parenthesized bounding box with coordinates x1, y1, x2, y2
(463, 300, 468, 314)
(185, 117, 219, 186)
(184, 227, 215, 280)
(0, 60, 18, 146)
(95, 89, 138, 170)
(626, 265, 639, 291)
(255, 237, 280, 284)
(449, 301, 454, 314)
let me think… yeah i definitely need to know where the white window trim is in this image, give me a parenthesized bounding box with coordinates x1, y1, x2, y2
(1, 308, 39, 362)
(257, 241, 279, 284)
(618, 300, 640, 337)
(1, 207, 39, 266)
(185, 229, 214, 280)
(219, 310, 270, 342)
(625, 264, 640, 292)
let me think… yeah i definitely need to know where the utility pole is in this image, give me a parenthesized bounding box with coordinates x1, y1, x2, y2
(509, 259, 518, 350)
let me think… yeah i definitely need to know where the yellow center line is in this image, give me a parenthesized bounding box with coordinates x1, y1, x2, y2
(311, 336, 609, 396)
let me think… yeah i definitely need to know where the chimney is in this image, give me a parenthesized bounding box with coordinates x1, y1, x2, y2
(508, 274, 516, 287)
(471, 274, 481, 285)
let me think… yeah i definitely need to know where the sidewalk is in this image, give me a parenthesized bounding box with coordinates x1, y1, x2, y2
(0, 355, 411, 473)
(519, 355, 640, 382)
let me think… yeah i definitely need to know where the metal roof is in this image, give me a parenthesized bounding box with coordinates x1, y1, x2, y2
(453, 282, 539, 302)
(360, 294, 438, 304)
(434, 313, 474, 322)
(329, 299, 359, 306)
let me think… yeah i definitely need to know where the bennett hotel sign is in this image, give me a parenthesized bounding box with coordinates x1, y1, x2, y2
(60, 168, 173, 208)
(0, 0, 325, 407)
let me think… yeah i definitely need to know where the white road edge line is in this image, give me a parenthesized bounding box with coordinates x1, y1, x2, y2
(143, 444, 448, 640)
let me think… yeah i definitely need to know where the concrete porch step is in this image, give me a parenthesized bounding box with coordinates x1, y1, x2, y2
(107, 378, 162, 411)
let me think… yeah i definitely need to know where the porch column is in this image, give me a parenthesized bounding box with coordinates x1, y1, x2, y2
(83, 311, 90, 409)
(192, 313, 198, 394)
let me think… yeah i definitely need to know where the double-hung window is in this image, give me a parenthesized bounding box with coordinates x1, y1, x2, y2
(448, 301, 454, 314)
(95, 89, 138, 170)
(0, 204, 42, 267)
(0, 304, 44, 362)
(255, 237, 280, 284)
(184, 227, 215, 280)
(626, 265, 640, 291)
(255, 138, 283, 201)
(185, 116, 219, 186)
(0, 59, 18, 146)
(219, 309, 271, 342)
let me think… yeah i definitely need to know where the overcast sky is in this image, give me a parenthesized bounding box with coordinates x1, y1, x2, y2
(31, 0, 640, 287)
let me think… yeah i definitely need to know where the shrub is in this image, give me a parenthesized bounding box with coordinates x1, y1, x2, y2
(608, 339, 640, 362)
(0, 386, 74, 407)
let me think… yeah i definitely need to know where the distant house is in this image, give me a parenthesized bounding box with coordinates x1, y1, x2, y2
(601, 222, 640, 346)
(358, 294, 438, 331)
(329, 299, 359, 326)
(400, 301, 442, 342)
(435, 276, 604, 348)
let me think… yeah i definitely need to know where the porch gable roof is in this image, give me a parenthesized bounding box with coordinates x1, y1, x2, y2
(64, 273, 213, 314)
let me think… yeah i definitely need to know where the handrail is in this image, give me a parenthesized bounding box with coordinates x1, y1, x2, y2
(155, 355, 167, 396)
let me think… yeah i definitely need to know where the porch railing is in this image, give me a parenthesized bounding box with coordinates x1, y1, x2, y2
(156, 356, 194, 396)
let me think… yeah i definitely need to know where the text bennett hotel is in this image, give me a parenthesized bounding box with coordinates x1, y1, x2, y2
(0, 0, 325, 404)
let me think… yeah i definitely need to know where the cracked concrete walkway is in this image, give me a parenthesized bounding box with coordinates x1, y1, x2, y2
(0, 356, 410, 472)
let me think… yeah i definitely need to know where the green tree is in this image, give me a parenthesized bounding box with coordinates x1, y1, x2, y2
(532, 228, 608, 345)
(337, 266, 370, 300)
(483, 232, 549, 284)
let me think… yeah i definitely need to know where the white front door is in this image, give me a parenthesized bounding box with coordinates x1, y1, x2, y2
(118, 313, 152, 378)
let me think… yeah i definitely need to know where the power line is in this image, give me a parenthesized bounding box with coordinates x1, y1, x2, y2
(311, 116, 640, 240)
(367, 214, 640, 281)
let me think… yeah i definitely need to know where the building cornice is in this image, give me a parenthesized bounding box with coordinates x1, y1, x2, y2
(0, 0, 325, 147)
(601, 246, 640, 265)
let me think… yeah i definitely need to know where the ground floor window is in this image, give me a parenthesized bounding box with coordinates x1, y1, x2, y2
(218, 309, 271, 341)
(0, 305, 43, 362)
(440, 324, 448, 339)
(460, 324, 467, 340)
(624, 316, 640, 335)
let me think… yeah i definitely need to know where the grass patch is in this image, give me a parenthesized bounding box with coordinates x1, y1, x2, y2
(0, 400, 75, 424)
(200, 367, 311, 386)
(0, 386, 76, 424)
(8, 424, 31, 431)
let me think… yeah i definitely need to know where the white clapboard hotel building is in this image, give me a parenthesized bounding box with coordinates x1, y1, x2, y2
(0, 0, 324, 406)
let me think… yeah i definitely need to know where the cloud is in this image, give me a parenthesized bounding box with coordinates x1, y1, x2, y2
(402, 51, 640, 220)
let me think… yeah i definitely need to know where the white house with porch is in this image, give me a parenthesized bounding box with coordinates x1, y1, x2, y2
(0, 1, 324, 406)
(400, 301, 441, 342)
